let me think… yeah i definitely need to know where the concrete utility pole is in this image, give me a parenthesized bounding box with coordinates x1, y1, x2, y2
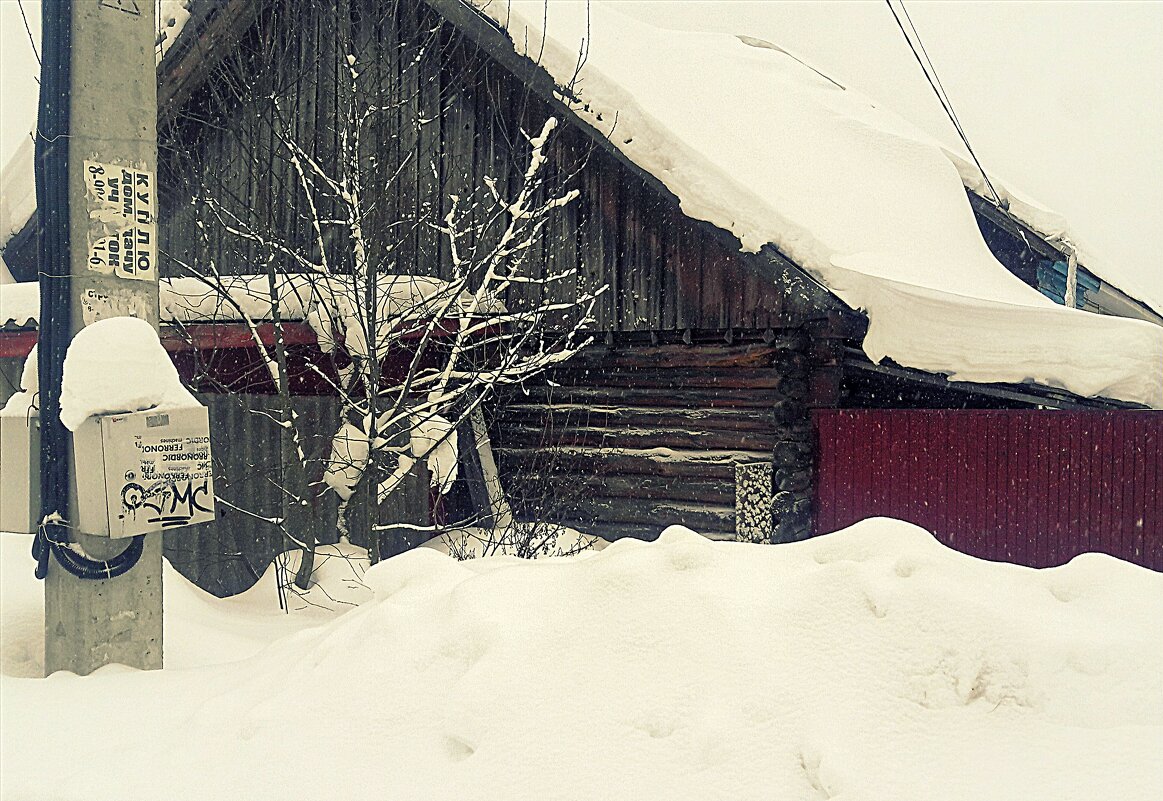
(38, 0, 162, 675)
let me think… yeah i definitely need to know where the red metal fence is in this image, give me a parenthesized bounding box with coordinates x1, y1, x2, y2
(814, 410, 1162, 571)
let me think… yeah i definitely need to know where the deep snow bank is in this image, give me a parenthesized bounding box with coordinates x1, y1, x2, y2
(2, 519, 1160, 801)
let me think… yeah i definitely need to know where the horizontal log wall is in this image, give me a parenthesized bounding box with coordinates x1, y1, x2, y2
(490, 336, 815, 541)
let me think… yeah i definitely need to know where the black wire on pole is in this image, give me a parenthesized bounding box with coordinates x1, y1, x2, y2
(33, 0, 143, 582)
(884, 0, 1004, 208)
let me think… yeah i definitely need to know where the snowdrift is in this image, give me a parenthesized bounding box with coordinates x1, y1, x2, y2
(2, 519, 1160, 801)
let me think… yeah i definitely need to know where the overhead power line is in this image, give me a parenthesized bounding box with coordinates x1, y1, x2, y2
(17, 0, 42, 74)
(885, 0, 1003, 208)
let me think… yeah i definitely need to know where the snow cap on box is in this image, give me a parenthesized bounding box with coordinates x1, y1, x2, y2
(59, 316, 200, 431)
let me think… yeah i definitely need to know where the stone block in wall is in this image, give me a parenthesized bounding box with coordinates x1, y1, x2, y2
(775, 466, 811, 493)
(773, 439, 812, 467)
(777, 376, 810, 401)
(772, 399, 808, 426)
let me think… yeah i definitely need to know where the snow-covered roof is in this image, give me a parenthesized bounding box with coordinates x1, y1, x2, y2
(2, 1, 1159, 406)
(470, 0, 1162, 409)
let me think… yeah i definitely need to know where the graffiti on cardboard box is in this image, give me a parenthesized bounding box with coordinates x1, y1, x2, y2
(118, 434, 214, 528)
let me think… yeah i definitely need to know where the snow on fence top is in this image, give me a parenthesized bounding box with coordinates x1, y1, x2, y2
(475, 0, 1163, 409)
(0, 275, 505, 332)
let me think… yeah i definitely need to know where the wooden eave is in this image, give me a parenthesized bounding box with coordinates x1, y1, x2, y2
(966, 191, 1066, 263)
(157, 0, 267, 125)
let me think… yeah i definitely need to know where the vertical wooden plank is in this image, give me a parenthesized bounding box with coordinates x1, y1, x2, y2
(866, 412, 884, 520)
(440, 38, 476, 279)
(1112, 412, 1129, 561)
(941, 412, 958, 552)
(1018, 412, 1033, 564)
(549, 134, 580, 327)
(817, 410, 834, 532)
(1124, 413, 1142, 563)
(1061, 411, 1077, 561)
(741, 269, 760, 332)
(961, 412, 978, 557)
(998, 414, 1012, 563)
(1096, 413, 1114, 557)
(921, 412, 938, 537)
(1066, 412, 1082, 563)
(674, 207, 700, 331)
(858, 411, 871, 524)
(1069, 411, 1088, 555)
(1118, 412, 1135, 561)
(1129, 415, 1146, 565)
(416, 22, 443, 276)
(1059, 412, 1072, 564)
(954, 411, 971, 553)
(918, 411, 934, 534)
(1103, 413, 1119, 562)
(1054, 413, 1070, 564)
(979, 410, 991, 559)
(896, 411, 908, 528)
(899, 411, 915, 529)
(1018, 412, 1034, 565)
(1004, 411, 1023, 562)
(658, 204, 678, 331)
(600, 161, 621, 331)
(1090, 413, 1107, 558)
(394, 1, 420, 274)
(622, 178, 644, 331)
(646, 198, 665, 331)
(1042, 411, 1058, 566)
(849, 412, 866, 525)
(1145, 417, 1161, 570)
(943, 412, 957, 543)
(1041, 412, 1057, 566)
(895, 412, 911, 528)
(697, 237, 721, 333)
(982, 411, 998, 560)
(1015, 412, 1033, 566)
(813, 411, 830, 534)
(836, 411, 855, 530)
(845, 410, 861, 529)
(631, 187, 650, 331)
(921, 409, 939, 539)
(575, 156, 601, 327)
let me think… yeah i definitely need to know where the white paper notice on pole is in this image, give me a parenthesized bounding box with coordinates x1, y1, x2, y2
(84, 160, 157, 282)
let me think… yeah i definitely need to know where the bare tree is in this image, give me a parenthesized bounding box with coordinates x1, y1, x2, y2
(160, 0, 603, 586)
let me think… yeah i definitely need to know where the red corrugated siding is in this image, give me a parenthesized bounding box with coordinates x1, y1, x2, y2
(814, 410, 1163, 571)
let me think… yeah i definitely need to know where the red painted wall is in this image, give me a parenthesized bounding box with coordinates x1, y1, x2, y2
(814, 410, 1162, 571)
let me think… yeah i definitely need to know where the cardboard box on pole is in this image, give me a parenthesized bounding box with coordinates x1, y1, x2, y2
(73, 406, 215, 538)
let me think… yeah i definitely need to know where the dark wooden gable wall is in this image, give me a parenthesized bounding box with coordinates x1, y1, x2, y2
(156, 0, 819, 335)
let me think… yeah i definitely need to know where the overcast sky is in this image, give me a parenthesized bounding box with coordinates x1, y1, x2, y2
(2, 1, 1160, 305)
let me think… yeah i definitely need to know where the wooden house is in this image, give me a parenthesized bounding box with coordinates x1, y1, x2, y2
(3, 0, 1160, 585)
